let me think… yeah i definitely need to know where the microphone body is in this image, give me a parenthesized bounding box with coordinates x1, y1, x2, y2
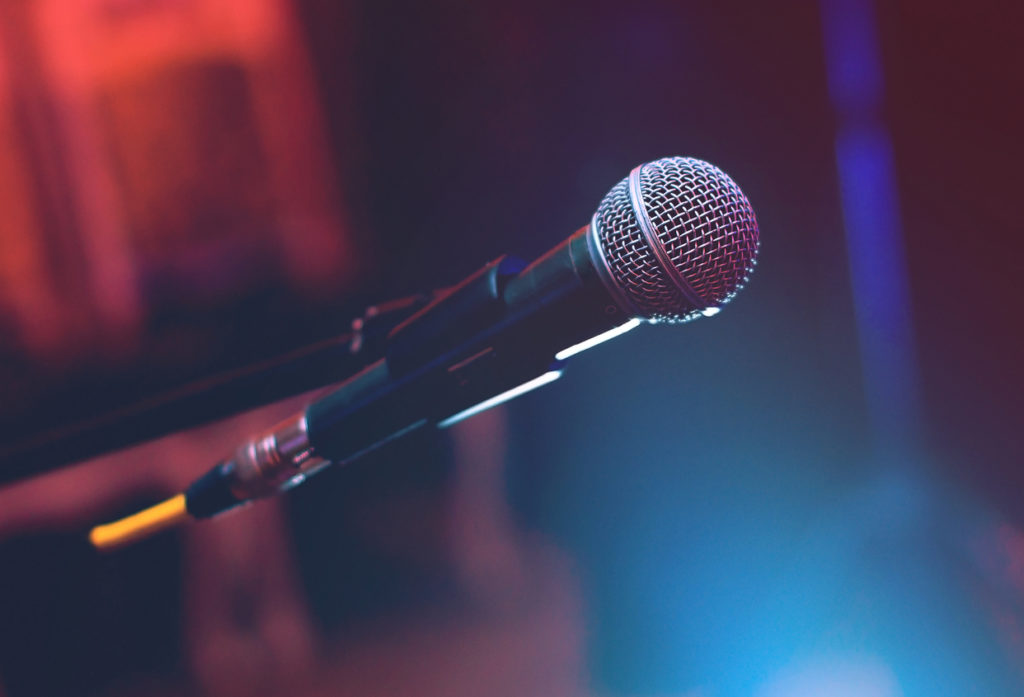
(184, 156, 761, 519)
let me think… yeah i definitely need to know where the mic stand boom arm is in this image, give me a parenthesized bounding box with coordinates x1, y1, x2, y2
(0, 295, 430, 485)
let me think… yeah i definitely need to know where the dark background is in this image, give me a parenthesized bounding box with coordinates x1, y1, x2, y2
(0, 1, 1021, 695)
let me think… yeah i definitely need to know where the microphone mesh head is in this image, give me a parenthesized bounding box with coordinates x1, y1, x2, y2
(591, 157, 760, 323)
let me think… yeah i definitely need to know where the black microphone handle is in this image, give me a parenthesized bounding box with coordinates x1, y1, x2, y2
(311, 227, 625, 453)
(187, 227, 634, 516)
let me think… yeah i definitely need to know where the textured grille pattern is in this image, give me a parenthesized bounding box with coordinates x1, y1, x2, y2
(592, 177, 693, 322)
(593, 157, 759, 323)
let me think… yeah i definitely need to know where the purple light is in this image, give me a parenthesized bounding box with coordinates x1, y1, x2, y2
(821, 0, 923, 454)
(834, 124, 922, 449)
(821, 0, 885, 113)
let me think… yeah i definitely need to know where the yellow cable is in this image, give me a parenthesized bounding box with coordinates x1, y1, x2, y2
(89, 493, 190, 551)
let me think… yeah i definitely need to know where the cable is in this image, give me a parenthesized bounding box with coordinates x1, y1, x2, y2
(82, 295, 434, 552)
(89, 494, 190, 551)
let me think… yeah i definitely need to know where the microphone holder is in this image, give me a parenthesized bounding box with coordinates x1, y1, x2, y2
(0, 295, 430, 485)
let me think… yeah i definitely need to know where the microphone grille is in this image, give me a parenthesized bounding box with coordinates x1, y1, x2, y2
(591, 157, 760, 322)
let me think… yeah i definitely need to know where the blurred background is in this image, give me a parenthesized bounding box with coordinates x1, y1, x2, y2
(0, 0, 1021, 695)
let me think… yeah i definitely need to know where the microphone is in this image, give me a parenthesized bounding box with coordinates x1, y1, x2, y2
(90, 156, 760, 548)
